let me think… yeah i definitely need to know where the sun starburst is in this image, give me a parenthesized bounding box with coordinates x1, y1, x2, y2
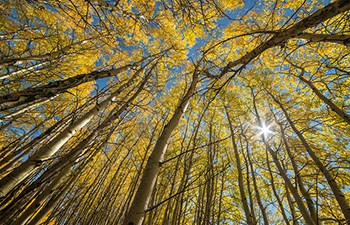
(256, 122, 274, 137)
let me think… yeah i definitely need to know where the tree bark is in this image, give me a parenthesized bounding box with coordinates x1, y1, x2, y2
(297, 74, 350, 124)
(251, 90, 315, 225)
(225, 106, 255, 225)
(263, 140, 315, 225)
(278, 122, 317, 223)
(269, 92, 350, 225)
(265, 150, 290, 225)
(123, 73, 198, 225)
(0, 67, 143, 198)
(295, 33, 350, 46)
(245, 140, 269, 225)
(0, 65, 130, 111)
(219, 0, 350, 77)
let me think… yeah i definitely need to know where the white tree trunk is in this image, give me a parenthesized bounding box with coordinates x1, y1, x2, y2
(0, 69, 142, 198)
(123, 74, 198, 225)
(269, 92, 350, 225)
(298, 75, 350, 124)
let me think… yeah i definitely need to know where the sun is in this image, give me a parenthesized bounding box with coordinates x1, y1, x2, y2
(257, 122, 274, 137)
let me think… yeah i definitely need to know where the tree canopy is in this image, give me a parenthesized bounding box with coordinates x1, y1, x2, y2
(0, 0, 349, 224)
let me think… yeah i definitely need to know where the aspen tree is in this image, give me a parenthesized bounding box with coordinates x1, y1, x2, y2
(268, 91, 350, 225)
(1, 0, 349, 223)
(277, 121, 317, 222)
(251, 87, 317, 224)
(225, 105, 255, 225)
(0, 66, 146, 198)
(294, 66, 350, 125)
(123, 72, 199, 225)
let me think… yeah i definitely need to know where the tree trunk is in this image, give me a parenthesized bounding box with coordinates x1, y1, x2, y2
(241, 133, 257, 225)
(269, 92, 350, 225)
(225, 106, 255, 225)
(123, 73, 198, 225)
(0, 64, 130, 111)
(219, 0, 350, 77)
(298, 74, 350, 124)
(278, 122, 317, 223)
(263, 140, 315, 225)
(246, 141, 269, 225)
(265, 150, 290, 225)
(294, 33, 350, 46)
(0, 67, 144, 198)
(251, 90, 315, 225)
